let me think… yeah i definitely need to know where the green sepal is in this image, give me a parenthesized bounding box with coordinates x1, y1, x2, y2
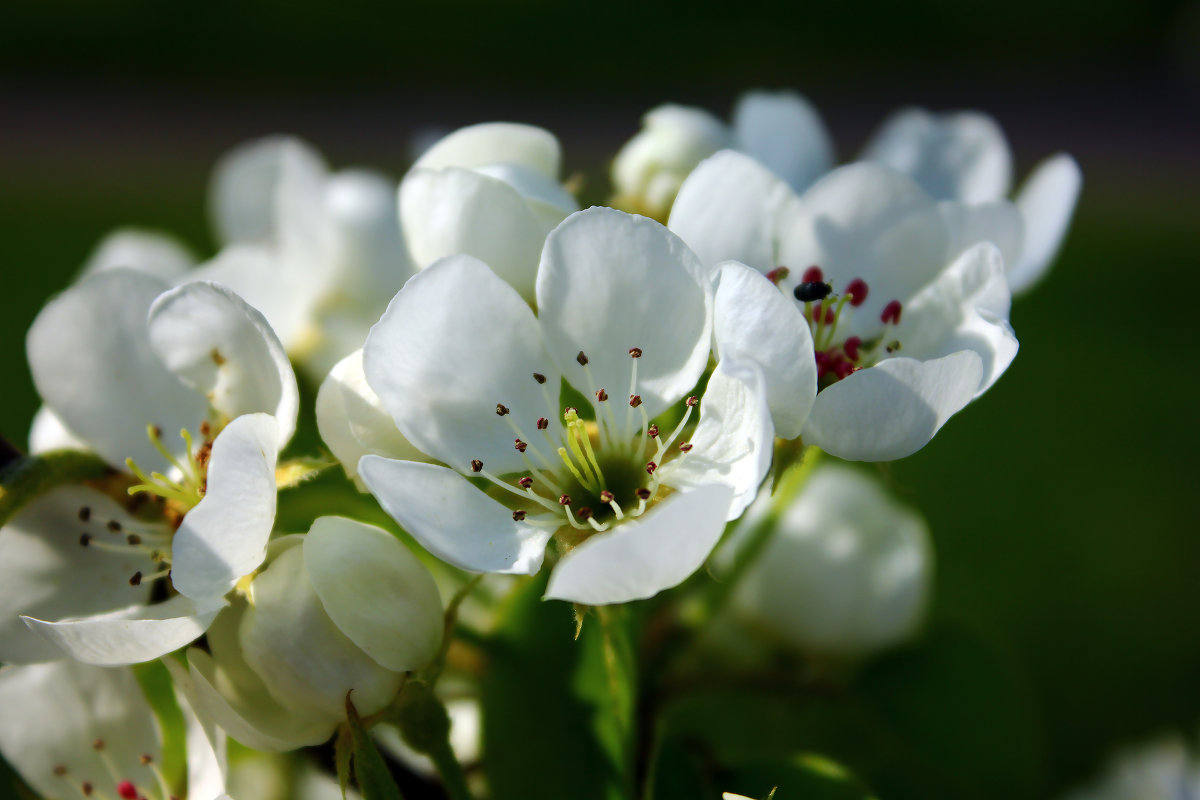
(345, 694, 404, 800)
(0, 448, 111, 527)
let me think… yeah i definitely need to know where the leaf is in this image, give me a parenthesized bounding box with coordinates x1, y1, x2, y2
(335, 724, 353, 800)
(723, 755, 878, 800)
(345, 694, 404, 800)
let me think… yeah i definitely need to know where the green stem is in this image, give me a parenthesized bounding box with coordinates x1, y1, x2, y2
(0, 448, 112, 527)
(424, 575, 484, 684)
(427, 737, 474, 800)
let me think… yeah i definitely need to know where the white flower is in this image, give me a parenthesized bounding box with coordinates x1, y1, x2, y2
(0, 659, 229, 800)
(611, 91, 833, 222)
(3, 272, 297, 666)
(399, 122, 579, 302)
(199, 135, 414, 376)
(862, 107, 1081, 293)
(672, 156, 1017, 460)
(724, 464, 932, 658)
(168, 518, 443, 752)
(352, 207, 776, 605)
(1061, 736, 1200, 800)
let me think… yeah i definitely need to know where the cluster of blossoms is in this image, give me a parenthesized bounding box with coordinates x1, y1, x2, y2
(0, 88, 1080, 799)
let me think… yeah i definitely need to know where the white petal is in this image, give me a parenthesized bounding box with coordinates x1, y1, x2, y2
(0, 486, 153, 664)
(359, 457, 551, 575)
(399, 166, 551, 301)
(661, 361, 773, 521)
(171, 413, 280, 602)
(802, 351, 983, 461)
(315, 350, 426, 487)
(733, 89, 834, 192)
(861, 108, 1012, 203)
(775, 163, 950, 329)
(148, 281, 299, 444)
(474, 162, 579, 219)
(364, 254, 559, 474)
(209, 135, 329, 246)
(711, 262, 816, 438)
(545, 485, 733, 605)
(939, 199, 1025, 268)
(413, 122, 562, 178)
(22, 593, 222, 666)
(28, 405, 88, 453)
(1010, 153, 1082, 294)
(537, 207, 712, 419)
(0, 661, 160, 799)
(668, 149, 793, 273)
(177, 686, 229, 800)
(240, 546, 404, 720)
(27, 270, 209, 472)
(896, 242, 1018, 396)
(81, 228, 196, 282)
(304, 517, 444, 672)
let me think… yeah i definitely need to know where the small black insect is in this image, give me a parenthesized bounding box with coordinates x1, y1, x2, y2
(793, 281, 833, 303)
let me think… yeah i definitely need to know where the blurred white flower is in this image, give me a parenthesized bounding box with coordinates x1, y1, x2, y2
(1061, 736, 1200, 800)
(169, 518, 443, 752)
(725, 463, 932, 658)
(4, 274, 297, 666)
(355, 207, 776, 605)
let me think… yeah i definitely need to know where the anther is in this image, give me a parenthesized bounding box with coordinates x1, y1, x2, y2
(78, 506, 91, 522)
(512, 510, 527, 521)
(139, 755, 152, 765)
(629, 395, 642, 408)
(628, 347, 643, 358)
(679, 442, 693, 453)
(518, 477, 534, 488)
(843, 336, 862, 361)
(53, 765, 67, 776)
(532, 372, 546, 384)
(470, 460, 483, 473)
(126, 534, 142, 546)
(636, 488, 652, 500)
(81, 781, 94, 796)
(536, 417, 549, 430)
(647, 424, 659, 438)
(686, 396, 698, 407)
(801, 265, 824, 283)
(765, 266, 790, 285)
(646, 461, 658, 475)
(79, 533, 92, 547)
(886, 340, 902, 354)
(881, 299, 903, 325)
(117, 780, 139, 799)
(199, 420, 212, 437)
(576, 351, 589, 366)
(129, 572, 143, 587)
(599, 490, 614, 503)
(576, 507, 593, 520)
(495, 404, 510, 416)
(92, 739, 105, 750)
(150, 425, 163, 439)
(595, 389, 608, 402)
(845, 278, 869, 307)
(794, 281, 833, 303)
(559, 494, 572, 506)
(106, 520, 122, 533)
(514, 439, 528, 453)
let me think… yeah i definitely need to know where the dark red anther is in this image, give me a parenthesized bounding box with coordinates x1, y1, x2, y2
(647, 424, 659, 438)
(79, 533, 92, 547)
(81, 782, 94, 796)
(801, 265, 823, 283)
(635, 488, 652, 500)
(518, 477, 534, 488)
(679, 442, 693, 453)
(78, 506, 91, 522)
(881, 300, 903, 325)
(117, 780, 138, 799)
(628, 347, 643, 358)
(599, 490, 614, 503)
(645, 461, 658, 475)
(843, 336, 862, 361)
(536, 417, 549, 430)
(106, 520, 122, 532)
(686, 396, 698, 407)
(129, 572, 143, 587)
(495, 404, 510, 416)
(126, 534, 141, 545)
(470, 460, 483, 473)
(199, 420, 212, 437)
(52, 765, 67, 776)
(766, 266, 790, 285)
(514, 439, 528, 453)
(532, 372, 546, 384)
(833, 360, 855, 380)
(512, 510, 527, 521)
(595, 389, 608, 402)
(576, 351, 589, 366)
(629, 395, 642, 408)
(559, 494, 572, 506)
(577, 507, 593, 520)
(845, 278, 869, 307)
(92, 739, 105, 750)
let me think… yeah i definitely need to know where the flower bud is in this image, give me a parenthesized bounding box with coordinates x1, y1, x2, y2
(730, 464, 932, 659)
(611, 104, 732, 222)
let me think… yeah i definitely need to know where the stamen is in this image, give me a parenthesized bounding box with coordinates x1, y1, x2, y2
(576, 351, 589, 366)
(559, 494, 571, 505)
(495, 404, 510, 417)
(129, 572, 143, 587)
(628, 347, 642, 358)
(647, 424, 659, 439)
(80, 533, 93, 547)
(886, 340, 902, 353)
(106, 520, 122, 533)
(654, 396, 697, 461)
(470, 460, 483, 473)
(628, 395, 641, 408)
(518, 477, 534, 489)
(623, 348, 643, 446)
(476, 468, 562, 514)
(603, 491, 625, 520)
(561, 502, 591, 531)
(532, 373, 546, 384)
(843, 336, 862, 361)
(881, 299, 903, 325)
(645, 461, 657, 475)
(845, 278, 869, 307)
(78, 507, 91, 522)
(514, 439, 528, 452)
(536, 417, 549, 430)
(199, 420, 211, 437)
(679, 442, 693, 452)
(765, 266, 790, 285)
(595, 389, 608, 402)
(801, 265, 824, 283)
(81, 781, 94, 796)
(635, 487, 651, 516)
(512, 510, 527, 521)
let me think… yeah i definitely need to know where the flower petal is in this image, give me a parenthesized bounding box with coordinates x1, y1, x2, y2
(861, 107, 1012, 203)
(775, 162, 950, 328)
(711, 262, 816, 438)
(1010, 153, 1082, 294)
(537, 207, 712, 419)
(399, 167, 551, 301)
(0, 661, 160, 799)
(474, 162, 579, 220)
(358, 457, 551, 575)
(28, 405, 88, 453)
(26, 270, 209, 472)
(661, 361, 773, 521)
(802, 351, 983, 461)
(22, 593, 222, 666)
(304, 516, 444, 672)
(171, 412, 280, 602)
(364, 254, 559, 474)
(178, 685, 229, 800)
(939, 199, 1024, 269)
(544, 484, 733, 605)
(733, 89, 834, 193)
(668, 149, 793, 273)
(148, 281, 299, 445)
(413, 122, 562, 179)
(895, 242, 1018, 396)
(81, 228, 196, 281)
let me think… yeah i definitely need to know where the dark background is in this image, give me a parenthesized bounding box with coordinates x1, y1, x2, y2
(1, 0, 1198, 797)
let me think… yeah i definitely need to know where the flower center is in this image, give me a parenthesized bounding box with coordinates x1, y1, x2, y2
(51, 739, 171, 800)
(770, 265, 904, 389)
(470, 347, 697, 538)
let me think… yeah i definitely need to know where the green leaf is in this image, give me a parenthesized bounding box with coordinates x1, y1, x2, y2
(0, 449, 111, 527)
(335, 725, 353, 800)
(345, 695, 404, 800)
(573, 606, 637, 796)
(723, 755, 878, 800)
(133, 659, 188, 795)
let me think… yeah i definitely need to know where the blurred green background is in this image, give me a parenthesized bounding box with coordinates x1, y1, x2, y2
(1, 0, 1197, 797)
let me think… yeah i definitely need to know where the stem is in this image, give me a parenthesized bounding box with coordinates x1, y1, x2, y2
(424, 575, 484, 684)
(427, 737, 475, 800)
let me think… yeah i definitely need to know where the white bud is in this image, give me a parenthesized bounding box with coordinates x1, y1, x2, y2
(611, 104, 732, 221)
(730, 464, 932, 658)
